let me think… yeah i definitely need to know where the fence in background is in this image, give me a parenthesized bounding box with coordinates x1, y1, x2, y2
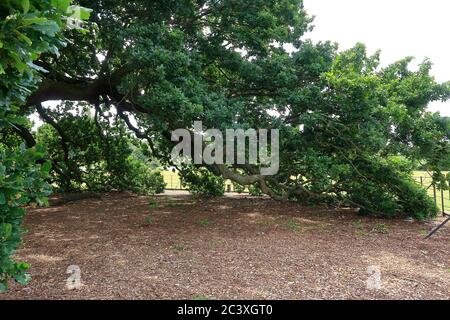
(162, 171, 235, 192)
(414, 175, 450, 215)
(162, 171, 449, 214)
(162, 171, 184, 190)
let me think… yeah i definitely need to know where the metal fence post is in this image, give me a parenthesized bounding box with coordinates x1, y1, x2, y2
(448, 178, 450, 213)
(433, 183, 437, 208)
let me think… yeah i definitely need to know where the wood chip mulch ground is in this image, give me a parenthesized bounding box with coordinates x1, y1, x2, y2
(1, 191, 449, 300)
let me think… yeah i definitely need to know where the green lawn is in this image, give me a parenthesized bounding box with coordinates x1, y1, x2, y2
(162, 170, 235, 191)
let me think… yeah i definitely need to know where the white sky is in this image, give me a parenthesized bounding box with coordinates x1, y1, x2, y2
(303, 0, 450, 116)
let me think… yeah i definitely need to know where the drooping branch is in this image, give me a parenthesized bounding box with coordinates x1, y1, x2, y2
(215, 164, 285, 200)
(35, 104, 71, 165)
(11, 124, 37, 148)
(34, 103, 90, 189)
(114, 105, 170, 161)
(8, 123, 68, 181)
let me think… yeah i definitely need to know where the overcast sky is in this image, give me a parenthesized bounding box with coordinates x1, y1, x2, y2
(303, 0, 450, 116)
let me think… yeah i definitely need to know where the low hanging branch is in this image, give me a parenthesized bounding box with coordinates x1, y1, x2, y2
(11, 124, 37, 148)
(35, 104, 71, 166)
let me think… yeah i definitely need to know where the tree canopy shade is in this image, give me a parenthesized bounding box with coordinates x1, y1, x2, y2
(1, 0, 450, 289)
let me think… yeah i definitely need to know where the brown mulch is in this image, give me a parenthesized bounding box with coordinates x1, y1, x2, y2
(1, 191, 449, 300)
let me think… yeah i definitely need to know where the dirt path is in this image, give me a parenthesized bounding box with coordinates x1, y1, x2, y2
(2, 191, 449, 299)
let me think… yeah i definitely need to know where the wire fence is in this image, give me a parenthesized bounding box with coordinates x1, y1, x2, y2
(162, 171, 184, 190)
(414, 175, 450, 215)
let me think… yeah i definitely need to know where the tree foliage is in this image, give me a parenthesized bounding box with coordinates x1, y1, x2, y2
(10, 0, 448, 218)
(180, 166, 225, 196)
(0, 0, 89, 290)
(35, 104, 165, 194)
(0, 144, 51, 291)
(1, 0, 450, 290)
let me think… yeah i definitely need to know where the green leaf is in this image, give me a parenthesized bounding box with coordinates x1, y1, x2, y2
(21, 0, 30, 13)
(17, 262, 30, 270)
(14, 272, 31, 285)
(79, 7, 92, 20)
(14, 30, 32, 46)
(0, 282, 7, 292)
(69, 5, 92, 20)
(1, 223, 13, 239)
(29, 20, 60, 36)
(21, 17, 48, 26)
(40, 161, 52, 174)
(0, 193, 6, 205)
(51, 0, 71, 13)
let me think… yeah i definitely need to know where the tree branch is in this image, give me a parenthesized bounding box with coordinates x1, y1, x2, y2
(11, 124, 36, 148)
(26, 66, 130, 107)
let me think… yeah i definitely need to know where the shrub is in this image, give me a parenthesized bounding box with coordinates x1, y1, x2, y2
(0, 145, 52, 291)
(248, 184, 263, 196)
(232, 182, 246, 194)
(126, 158, 166, 195)
(180, 167, 225, 196)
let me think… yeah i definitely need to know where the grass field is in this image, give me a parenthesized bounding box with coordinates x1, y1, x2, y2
(162, 170, 184, 190)
(162, 170, 450, 213)
(162, 170, 236, 192)
(413, 171, 449, 213)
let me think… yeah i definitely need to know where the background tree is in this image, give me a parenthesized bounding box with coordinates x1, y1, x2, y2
(35, 103, 165, 194)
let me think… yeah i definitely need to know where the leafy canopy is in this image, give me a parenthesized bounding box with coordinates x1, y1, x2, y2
(14, 0, 450, 219)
